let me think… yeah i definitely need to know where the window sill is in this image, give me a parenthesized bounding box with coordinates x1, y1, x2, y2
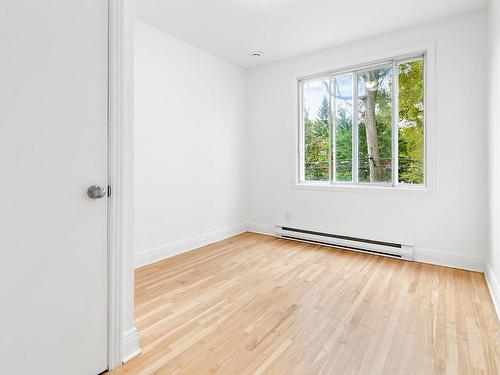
(293, 181, 431, 195)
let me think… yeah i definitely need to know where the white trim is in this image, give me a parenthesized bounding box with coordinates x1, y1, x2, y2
(391, 59, 398, 186)
(122, 327, 141, 363)
(247, 223, 276, 236)
(414, 248, 484, 272)
(329, 75, 334, 183)
(294, 42, 435, 80)
(135, 224, 248, 268)
(352, 71, 359, 184)
(292, 181, 432, 195)
(108, 0, 138, 369)
(485, 263, 500, 320)
(247, 223, 483, 272)
(297, 81, 305, 182)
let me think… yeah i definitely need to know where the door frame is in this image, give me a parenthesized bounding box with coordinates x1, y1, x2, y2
(108, 0, 139, 369)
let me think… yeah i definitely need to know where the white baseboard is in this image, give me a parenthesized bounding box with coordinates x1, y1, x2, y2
(414, 248, 485, 272)
(137, 221, 485, 272)
(135, 223, 248, 268)
(247, 222, 484, 272)
(247, 222, 275, 236)
(485, 263, 500, 320)
(123, 326, 141, 363)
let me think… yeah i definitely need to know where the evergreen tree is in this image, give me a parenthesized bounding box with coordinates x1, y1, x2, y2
(317, 95, 329, 124)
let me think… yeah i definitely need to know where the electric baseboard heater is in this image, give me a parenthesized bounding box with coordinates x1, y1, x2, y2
(274, 226, 414, 261)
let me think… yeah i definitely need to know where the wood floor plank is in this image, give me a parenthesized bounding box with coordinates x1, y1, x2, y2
(109, 233, 500, 374)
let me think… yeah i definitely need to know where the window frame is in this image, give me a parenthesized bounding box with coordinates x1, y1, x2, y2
(296, 51, 429, 191)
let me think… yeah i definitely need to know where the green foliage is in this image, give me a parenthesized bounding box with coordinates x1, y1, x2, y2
(398, 60, 424, 184)
(335, 107, 352, 181)
(304, 95, 329, 181)
(317, 95, 330, 124)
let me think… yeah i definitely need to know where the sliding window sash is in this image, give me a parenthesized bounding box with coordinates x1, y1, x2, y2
(393, 55, 425, 187)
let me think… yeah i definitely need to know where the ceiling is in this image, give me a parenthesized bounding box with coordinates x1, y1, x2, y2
(136, 0, 488, 67)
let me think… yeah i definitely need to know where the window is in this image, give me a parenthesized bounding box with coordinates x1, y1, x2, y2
(299, 54, 425, 187)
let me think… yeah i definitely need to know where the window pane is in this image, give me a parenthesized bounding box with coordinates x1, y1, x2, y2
(303, 78, 330, 181)
(333, 74, 353, 182)
(398, 59, 424, 184)
(357, 66, 393, 183)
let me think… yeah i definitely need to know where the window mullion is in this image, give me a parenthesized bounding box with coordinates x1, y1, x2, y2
(352, 72, 359, 184)
(391, 60, 399, 186)
(330, 75, 336, 183)
(297, 82, 306, 181)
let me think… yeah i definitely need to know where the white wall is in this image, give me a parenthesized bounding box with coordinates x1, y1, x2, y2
(487, 1, 500, 312)
(134, 21, 247, 266)
(247, 11, 489, 270)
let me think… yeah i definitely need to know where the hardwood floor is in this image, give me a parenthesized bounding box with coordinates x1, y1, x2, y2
(110, 232, 500, 374)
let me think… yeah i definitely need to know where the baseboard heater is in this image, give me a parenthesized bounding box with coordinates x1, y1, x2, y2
(274, 226, 414, 261)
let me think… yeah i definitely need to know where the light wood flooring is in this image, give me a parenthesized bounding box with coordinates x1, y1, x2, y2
(110, 232, 500, 374)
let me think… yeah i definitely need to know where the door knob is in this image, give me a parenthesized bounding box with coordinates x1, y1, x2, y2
(87, 185, 106, 199)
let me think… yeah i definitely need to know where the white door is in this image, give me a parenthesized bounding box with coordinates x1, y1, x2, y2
(0, 1, 109, 374)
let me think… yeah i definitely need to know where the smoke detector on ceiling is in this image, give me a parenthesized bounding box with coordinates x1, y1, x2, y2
(250, 51, 264, 57)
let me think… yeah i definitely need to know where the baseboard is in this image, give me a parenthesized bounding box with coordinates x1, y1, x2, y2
(138, 221, 485, 273)
(485, 263, 500, 320)
(247, 222, 275, 236)
(135, 223, 248, 268)
(414, 248, 484, 272)
(247, 222, 484, 272)
(123, 326, 141, 363)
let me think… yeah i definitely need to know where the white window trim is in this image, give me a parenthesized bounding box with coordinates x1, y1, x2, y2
(291, 41, 435, 194)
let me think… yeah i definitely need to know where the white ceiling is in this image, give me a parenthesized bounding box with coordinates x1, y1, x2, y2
(136, 0, 488, 67)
